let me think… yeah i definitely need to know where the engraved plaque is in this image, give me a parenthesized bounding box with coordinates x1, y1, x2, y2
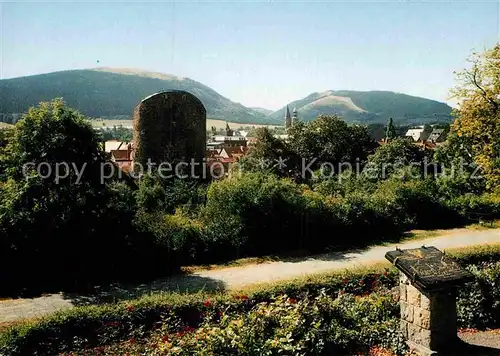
(385, 246, 473, 291)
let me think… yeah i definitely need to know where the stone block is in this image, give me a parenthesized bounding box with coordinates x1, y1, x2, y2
(407, 284, 421, 307)
(400, 320, 408, 339)
(408, 324, 431, 348)
(400, 284, 407, 302)
(401, 301, 414, 323)
(413, 307, 431, 329)
(420, 292, 431, 311)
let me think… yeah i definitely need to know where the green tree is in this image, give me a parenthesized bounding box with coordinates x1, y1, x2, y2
(449, 43, 500, 189)
(367, 137, 424, 179)
(0, 99, 130, 293)
(385, 117, 397, 141)
(287, 115, 376, 178)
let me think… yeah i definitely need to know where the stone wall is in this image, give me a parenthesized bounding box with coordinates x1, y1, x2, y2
(132, 91, 206, 172)
(399, 273, 458, 355)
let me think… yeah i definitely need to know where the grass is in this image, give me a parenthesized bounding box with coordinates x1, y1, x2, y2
(88, 118, 278, 131)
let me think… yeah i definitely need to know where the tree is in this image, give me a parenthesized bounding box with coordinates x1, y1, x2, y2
(0, 99, 130, 293)
(385, 117, 397, 141)
(287, 115, 376, 175)
(367, 137, 424, 179)
(449, 43, 500, 189)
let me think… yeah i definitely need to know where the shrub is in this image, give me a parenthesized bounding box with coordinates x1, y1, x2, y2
(446, 193, 500, 221)
(457, 261, 500, 329)
(1, 246, 499, 356)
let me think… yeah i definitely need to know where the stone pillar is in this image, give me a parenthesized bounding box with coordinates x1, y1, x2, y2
(399, 272, 460, 355)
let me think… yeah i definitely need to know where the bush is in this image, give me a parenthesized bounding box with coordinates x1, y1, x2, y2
(2, 246, 499, 356)
(457, 261, 500, 329)
(446, 193, 500, 221)
(142, 292, 406, 356)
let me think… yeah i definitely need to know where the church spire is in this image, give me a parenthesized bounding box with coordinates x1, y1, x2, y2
(292, 107, 298, 123)
(284, 105, 292, 130)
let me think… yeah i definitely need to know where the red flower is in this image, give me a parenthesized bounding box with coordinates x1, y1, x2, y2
(235, 294, 249, 300)
(129, 338, 135, 344)
(374, 273, 381, 279)
(218, 311, 223, 317)
(162, 336, 169, 343)
(359, 280, 365, 285)
(288, 298, 297, 304)
(343, 278, 349, 284)
(203, 299, 212, 307)
(182, 326, 195, 333)
(383, 271, 388, 277)
(126, 305, 134, 312)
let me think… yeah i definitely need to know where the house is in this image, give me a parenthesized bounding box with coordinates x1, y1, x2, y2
(405, 128, 427, 142)
(211, 135, 247, 148)
(108, 141, 134, 173)
(104, 139, 127, 152)
(427, 129, 445, 143)
(217, 146, 248, 161)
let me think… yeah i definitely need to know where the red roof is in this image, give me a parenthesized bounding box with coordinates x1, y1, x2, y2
(111, 149, 132, 161)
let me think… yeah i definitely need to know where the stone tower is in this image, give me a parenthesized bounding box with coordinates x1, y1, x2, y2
(132, 90, 206, 173)
(284, 105, 292, 130)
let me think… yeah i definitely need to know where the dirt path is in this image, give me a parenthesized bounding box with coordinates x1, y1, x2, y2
(1, 228, 499, 324)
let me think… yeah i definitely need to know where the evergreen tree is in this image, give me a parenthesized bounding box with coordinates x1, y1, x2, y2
(385, 117, 397, 141)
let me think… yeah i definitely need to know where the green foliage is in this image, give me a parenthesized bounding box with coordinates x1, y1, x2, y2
(0, 99, 134, 293)
(457, 261, 500, 329)
(0, 69, 271, 125)
(366, 137, 424, 179)
(243, 115, 377, 181)
(2, 248, 499, 356)
(449, 43, 500, 189)
(99, 125, 133, 142)
(385, 117, 397, 140)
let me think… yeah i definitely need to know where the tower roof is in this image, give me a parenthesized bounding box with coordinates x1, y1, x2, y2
(284, 105, 291, 119)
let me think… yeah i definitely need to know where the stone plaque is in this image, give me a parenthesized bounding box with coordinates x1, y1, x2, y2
(385, 246, 473, 291)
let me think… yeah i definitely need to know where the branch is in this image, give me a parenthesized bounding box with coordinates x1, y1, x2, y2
(471, 66, 499, 111)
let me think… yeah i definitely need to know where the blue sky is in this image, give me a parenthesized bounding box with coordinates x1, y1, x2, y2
(1, 0, 498, 110)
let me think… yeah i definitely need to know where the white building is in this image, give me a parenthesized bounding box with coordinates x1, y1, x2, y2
(405, 128, 426, 142)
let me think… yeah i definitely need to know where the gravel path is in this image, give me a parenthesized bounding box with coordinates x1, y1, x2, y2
(1, 228, 499, 324)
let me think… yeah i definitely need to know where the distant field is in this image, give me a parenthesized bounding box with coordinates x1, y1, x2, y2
(89, 119, 279, 130)
(0, 122, 13, 129)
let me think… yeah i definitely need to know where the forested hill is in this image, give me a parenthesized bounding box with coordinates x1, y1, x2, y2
(0, 69, 453, 126)
(0, 68, 274, 124)
(269, 90, 453, 124)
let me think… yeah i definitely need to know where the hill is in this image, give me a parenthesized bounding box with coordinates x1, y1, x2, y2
(269, 90, 453, 125)
(0, 68, 275, 125)
(250, 107, 273, 115)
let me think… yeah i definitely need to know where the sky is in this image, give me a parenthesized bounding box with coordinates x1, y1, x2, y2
(1, 0, 499, 111)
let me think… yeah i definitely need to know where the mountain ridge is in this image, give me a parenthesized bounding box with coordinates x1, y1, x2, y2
(0, 68, 453, 126)
(0, 68, 272, 125)
(269, 90, 453, 125)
